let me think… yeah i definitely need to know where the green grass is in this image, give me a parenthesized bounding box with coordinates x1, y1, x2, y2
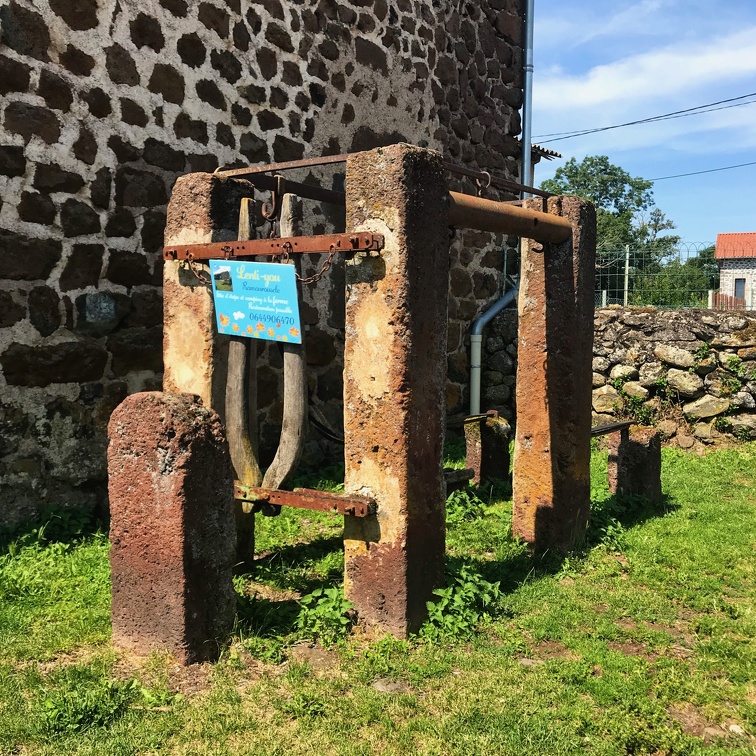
(0, 444, 755, 754)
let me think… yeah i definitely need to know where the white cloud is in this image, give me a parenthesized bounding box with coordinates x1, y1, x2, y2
(233, 311, 245, 320)
(531, 1, 756, 241)
(571, 0, 668, 47)
(535, 0, 678, 58)
(536, 28, 756, 112)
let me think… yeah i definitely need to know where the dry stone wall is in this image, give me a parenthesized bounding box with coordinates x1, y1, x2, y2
(483, 307, 756, 451)
(0, 0, 525, 527)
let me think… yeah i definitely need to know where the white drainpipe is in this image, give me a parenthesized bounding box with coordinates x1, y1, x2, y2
(521, 0, 535, 198)
(469, 284, 519, 415)
(468, 0, 533, 415)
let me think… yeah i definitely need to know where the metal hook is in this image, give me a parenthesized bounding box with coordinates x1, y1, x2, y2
(475, 171, 492, 197)
(261, 174, 286, 222)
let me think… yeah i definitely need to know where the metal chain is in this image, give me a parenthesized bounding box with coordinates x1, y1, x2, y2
(182, 256, 211, 286)
(297, 244, 337, 285)
(269, 241, 337, 285)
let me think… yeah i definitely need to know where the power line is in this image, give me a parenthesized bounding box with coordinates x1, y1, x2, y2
(534, 91, 756, 139)
(539, 98, 756, 143)
(533, 91, 756, 144)
(649, 160, 756, 181)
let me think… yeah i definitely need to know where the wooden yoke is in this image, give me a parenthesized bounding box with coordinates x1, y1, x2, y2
(261, 194, 308, 493)
(163, 173, 378, 568)
(226, 198, 262, 564)
(226, 193, 309, 546)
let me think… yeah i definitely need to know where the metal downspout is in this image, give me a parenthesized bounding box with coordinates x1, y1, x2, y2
(469, 283, 519, 415)
(521, 0, 535, 197)
(468, 0, 533, 415)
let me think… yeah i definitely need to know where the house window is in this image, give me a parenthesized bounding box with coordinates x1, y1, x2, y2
(735, 278, 746, 299)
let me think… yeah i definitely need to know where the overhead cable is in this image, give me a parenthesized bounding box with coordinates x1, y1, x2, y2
(533, 91, 756, 144)
(649, 160, 756, 181)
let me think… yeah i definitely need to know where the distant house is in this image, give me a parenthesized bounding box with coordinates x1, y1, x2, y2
(716, 233, 756, 308)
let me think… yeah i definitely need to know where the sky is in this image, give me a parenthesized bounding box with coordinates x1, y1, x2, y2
(531, 0, 756, 245)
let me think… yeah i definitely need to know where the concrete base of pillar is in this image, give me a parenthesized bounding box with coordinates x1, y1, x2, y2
(108, 392, 236, 664)
(464, 412, 511, 486)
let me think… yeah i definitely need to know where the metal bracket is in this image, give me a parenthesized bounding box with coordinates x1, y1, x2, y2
(591, 420, 634, 438)
(234, 483, 377, 518)
(163, 233, 384, 262)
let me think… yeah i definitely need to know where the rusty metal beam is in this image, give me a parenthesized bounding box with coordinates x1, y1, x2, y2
(216, 154, 349, 178)
(443, 161, 553, 199)
(230, 172, 345, 206)
(163, 232, 384, 262)
(215, 154, 553, 200)
(179, 174, 571, 245)
(591, 420, 633, 437)
(234, 483, 377, 517)
(448, 191, 573, 243)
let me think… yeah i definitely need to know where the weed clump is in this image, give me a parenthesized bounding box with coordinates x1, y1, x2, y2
(295, 586, 355, 647)
(420, 562, 502, 642)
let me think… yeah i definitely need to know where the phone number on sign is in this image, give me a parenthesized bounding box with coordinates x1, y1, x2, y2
(250, 314, 296, 325)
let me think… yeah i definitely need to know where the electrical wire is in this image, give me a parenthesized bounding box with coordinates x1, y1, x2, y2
(649, 160, 756, 181)
(533, 91, 756, 143)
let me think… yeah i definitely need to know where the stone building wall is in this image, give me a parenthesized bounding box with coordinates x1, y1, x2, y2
(483, 307, 756, 449)
(0, 0, 525, 527)
(719, 258, 756, 305)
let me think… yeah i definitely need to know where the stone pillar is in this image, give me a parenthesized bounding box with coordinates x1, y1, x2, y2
(108, 392, 236, 664)
(512, 196, 596, 551)
(607, 425, 663, 503)
(163, 172, 255, 564)
(163, 172, 254, 410)
(343, 144, 450, 636)
(464, 412, 511, 486)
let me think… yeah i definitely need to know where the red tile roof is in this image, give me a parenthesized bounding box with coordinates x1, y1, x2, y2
(716, 232, 756, 259)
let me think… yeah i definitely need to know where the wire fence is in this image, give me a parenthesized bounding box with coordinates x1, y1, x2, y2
(595, 242, 755, 311)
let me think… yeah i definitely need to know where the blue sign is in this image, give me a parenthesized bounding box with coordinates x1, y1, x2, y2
(208, 259, 302, 344)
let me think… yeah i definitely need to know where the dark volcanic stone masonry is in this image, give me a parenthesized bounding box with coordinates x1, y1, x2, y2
(0, 0, 526, 527)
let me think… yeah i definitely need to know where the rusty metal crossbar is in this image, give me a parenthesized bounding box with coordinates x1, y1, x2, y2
(215, 153, 552, 199)
(224, 171, 344, 207)
(448, 192, 572, 243)
(217, 154, 349, 178)
(234, 483, 377, 517)
(163, 232, 384, 262)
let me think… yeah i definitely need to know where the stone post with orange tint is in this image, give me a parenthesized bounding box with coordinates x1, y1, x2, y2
(163, 173, 256, 563)
(108, 392, 236, 663)
(512, 196, 596, 551)
(163, 173, 253, 410)
(342, 144, 450, 636)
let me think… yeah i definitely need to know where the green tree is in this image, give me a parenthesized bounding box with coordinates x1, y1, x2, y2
(631, 246, 718, 307)
(540, 155, 679, 253)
